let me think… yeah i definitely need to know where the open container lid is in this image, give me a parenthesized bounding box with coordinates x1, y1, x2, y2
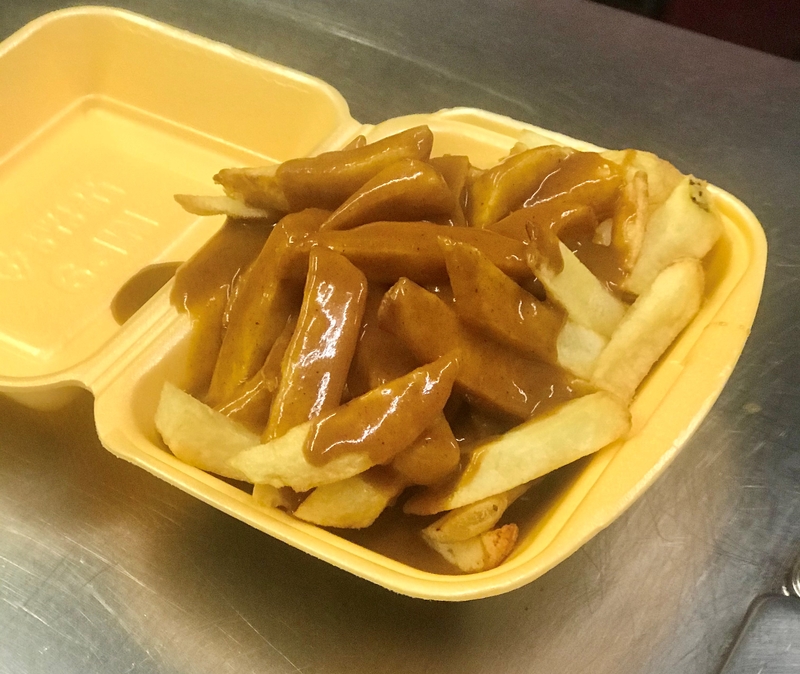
(0, 7, 767, 600)
(0, 6, 358, 407)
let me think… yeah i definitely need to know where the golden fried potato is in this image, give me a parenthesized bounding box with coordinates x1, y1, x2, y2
(155, 382, 257, 482)
(467, 145, 574, 227)
(206, 208, 329, 405)
(277, 126, 434, 210)
(405, 392, 630, 515)
(264, 248, 367, 440)
(527, 236, 627, 338)
(624, 176, 722, 295)
(593, 258, 704, 401)
(422, 484, 530, 543)
(379, 278, 577, 420)
(320, 158, 454, 231)
(228, 355, 459, 491)
(422, 524, 519, 573)
(294, 468, 405, 528)
(174, 194, 277, 220)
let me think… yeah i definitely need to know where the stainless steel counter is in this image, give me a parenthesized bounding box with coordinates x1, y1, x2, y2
(1, 1, 798, 672)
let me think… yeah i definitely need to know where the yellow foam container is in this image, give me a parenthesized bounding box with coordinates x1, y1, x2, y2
(0, 7, 767, 600)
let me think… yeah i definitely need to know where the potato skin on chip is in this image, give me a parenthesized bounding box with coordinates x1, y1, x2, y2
(155, 382, 257, 482)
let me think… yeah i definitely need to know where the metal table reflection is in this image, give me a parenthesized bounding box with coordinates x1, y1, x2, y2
(1, 1, 798, 672)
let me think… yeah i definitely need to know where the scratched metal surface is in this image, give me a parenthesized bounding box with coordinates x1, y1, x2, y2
(0, 1, 799, 673)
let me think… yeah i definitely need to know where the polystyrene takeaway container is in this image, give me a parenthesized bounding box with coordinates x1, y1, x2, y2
(0, 7, 766, 600)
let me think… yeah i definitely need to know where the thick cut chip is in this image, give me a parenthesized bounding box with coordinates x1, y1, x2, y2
(155, 382, 257, 482)
(172, 219, 272, 398)
(214, 165, 289, 212)
(593, 258, 704, 401)
(429, 155, 470, 226)
(276, 126, 434, 211)
(610, 169, 649, 271)
(252, 484, 294, 510)
(379, 278, 578, 420)
(423, 524, 519, 573)
(523, 151, 623, 221)
(441, 238, 564, 364)
(602, 149, 683, 210)
(206, 208, 329, 405)
(214, 315, 296, 434)
(264, 248, 367, 440)
(528, 238, 627, 338)
(290, 221, 532, 286)
(174, 194, 277, 220)
(294, 469, 405, 528)
(422, 484, 530, 544)
(350, 302, 460, 486)
(229, 356, 458, 491)
(405, 392, 631, 515)
(391, 416, 461, 486)
(467, 145, 574, 227)
(555, 319, 607, 380)
(320, 158, 454, 231)
(624, 176, 722, 295)
(229, 421, 370, 491)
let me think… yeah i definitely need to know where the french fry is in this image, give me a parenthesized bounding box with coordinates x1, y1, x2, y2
(485, 199, 597, 243)
(174, 194, 277, 220)
(441, 238, 564, 364)
(624, 176, 722, 295)
(422, 483, 530, 543)
(392, 416, 461, 486)
(602, 149, 683, 210)
(252, 484, 295, 510)
(429, 155, 470, 226)
(214, 315, 296, 434)
(527, 235, 627, 338)
(555, 319, 607, 380)
(276, 126, 434, 210)
(214, 165, 290, 212)
(404, 391, 630, 515)
(342, 135, 367, 151)
(294, 468, 405, 528)
(290, 221, 532, 286)
(350, 296, 460, 485)
(155, 382, 257, 482)
(610, 169, 649, 271)
(172, 220, 272, 398)
(379, 278, 577, 420)
(467, 145, 574, 227)
(320, 158, 454, 231)
(264, 248, 367, 440)
(423, 524, 519, 573)
(524, 152, 623, 221)
(229, 420, 369, 491)
(228, 355, 459, 491)
(592, 258, 704, 401)
(206, 208, 329, 405)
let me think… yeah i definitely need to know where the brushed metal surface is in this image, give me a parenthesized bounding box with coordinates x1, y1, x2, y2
(1, 1, 799, 673)
(719, 597, 800, 674)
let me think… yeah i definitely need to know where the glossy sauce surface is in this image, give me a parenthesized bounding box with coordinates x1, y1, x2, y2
(168, 140, 644, 574)
(111, 261, 182, 325)
(304, 354, 459, 465)
(170, 219, 272, 396)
